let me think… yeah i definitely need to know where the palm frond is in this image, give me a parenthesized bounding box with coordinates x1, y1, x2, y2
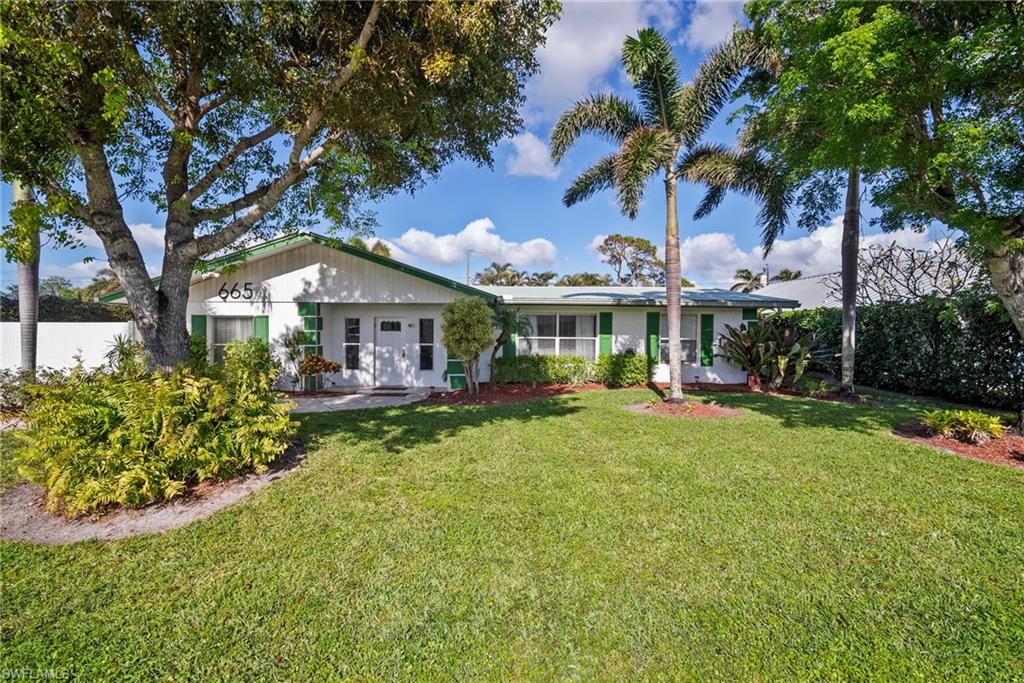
(549, 94, 645, 163)
(622, 28, 680, 129)
(674, 30, 756, 146)
(613, 127, 677, 219)
(563, 155, 616, 207)
(679, 144, 792, 252)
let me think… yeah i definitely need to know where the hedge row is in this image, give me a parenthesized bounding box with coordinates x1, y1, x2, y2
(784, 289, 1024, 409)
(494, 352, 653, 388)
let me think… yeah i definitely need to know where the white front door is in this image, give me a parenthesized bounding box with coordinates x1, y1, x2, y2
(373, 317, 412, 386)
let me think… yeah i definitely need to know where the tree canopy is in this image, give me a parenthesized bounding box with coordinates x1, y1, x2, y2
(1, 0, 557, 364)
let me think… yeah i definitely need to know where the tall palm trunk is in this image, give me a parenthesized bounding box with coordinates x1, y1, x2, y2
(664, 175, 684, 402)
(839, 167, 860, 395)
(12, 181, 40, 376)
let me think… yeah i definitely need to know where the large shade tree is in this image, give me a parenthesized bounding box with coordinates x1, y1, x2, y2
(1, 1, 557, 366)
(550, 28, 760, 401)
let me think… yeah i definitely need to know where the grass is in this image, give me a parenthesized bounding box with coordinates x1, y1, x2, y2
(2, 389, 1022, 680)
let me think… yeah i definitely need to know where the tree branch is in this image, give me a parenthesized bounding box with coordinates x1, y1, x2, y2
(178, 123, 281, 207)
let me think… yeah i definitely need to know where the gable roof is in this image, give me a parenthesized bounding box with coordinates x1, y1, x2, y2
(476, 285, 800, 308)
(101, 232, 496, 303)
(756, 274, 840, 309)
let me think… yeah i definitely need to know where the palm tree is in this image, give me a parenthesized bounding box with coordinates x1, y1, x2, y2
(475, 262, 528, 286)
(11, 181, 39, 376)
(731, 268, 764, 293)
(555, 273, 612, 286)
(771, 268, 801, 282)
(489, 306, 532, 381)
(551, 28, 744, 402)
(527, 271, 557, 286)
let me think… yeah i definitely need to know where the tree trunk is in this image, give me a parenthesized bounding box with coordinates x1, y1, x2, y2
(840, 167, 860, 395)
(664, 175, 685, 402)
(12, 181, 39, 376)
(986, 246, 1024, 433)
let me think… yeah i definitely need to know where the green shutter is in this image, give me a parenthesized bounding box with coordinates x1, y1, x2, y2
(599, 312, 613, 357)
(700, 314, 714, 367)
(190, 315, 207, 339)
(297, 301, 318, 317)
(502, 333, 516, 358)
(253, 315, 270, 343)
(646, 312, 660, 360)
(446, 358, 467, 389)
(742, 308, 757, 321)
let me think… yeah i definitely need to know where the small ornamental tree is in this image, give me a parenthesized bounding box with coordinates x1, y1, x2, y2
(441, 297, 495, 395)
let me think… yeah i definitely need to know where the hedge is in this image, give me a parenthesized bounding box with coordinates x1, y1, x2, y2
(493, 355, 592, 386)
(784, 289, 1024, 409)
(594, 352, 653, 388)
(0, 295, 133, 322)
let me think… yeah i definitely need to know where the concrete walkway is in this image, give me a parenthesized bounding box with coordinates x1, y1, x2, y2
(286, 387, 432, 413)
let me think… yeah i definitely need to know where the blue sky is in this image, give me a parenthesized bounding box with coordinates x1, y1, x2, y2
(0, 1, 941, 292)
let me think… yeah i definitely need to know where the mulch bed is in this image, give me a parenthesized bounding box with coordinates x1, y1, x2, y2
(893, 421, 1024, 470)
(426, 383, 606, 406)
(625, 401, 742, 419)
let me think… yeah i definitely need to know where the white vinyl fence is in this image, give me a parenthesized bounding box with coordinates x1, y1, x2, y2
(0, 322, 138, 371)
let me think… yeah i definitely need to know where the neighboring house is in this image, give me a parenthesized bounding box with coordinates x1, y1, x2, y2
(84, 232, 798, 388)
(757, 273, 841, 309)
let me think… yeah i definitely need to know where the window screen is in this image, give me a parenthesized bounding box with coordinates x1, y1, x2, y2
(212, 317, 253, 362)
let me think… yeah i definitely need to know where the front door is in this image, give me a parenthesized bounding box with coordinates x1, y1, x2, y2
(373, 317, 412, 386)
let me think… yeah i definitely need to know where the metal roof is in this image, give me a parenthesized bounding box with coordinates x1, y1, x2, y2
(756, 274, 840, 309)
(477, 285, 800, 308)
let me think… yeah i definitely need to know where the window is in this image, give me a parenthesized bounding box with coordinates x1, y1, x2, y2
(344, 318, 360, 370)
(212, 317, 253, 362)
(379, 320, 402, 332)
(517, 314, 597, 359)
(659, 314, 698, 364)
(419, 318, 434, 371)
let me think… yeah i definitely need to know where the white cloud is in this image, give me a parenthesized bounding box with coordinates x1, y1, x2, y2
(524, 2, 680, 123)
(80, 223, 165, 251)
(680, 217, 939, 285)
(680, 1, 745, 52)
(586, 233, 608, 252)
(40, 258, 159, 284)
(386, 218, 557, 268)
(506, 132, 561, 180)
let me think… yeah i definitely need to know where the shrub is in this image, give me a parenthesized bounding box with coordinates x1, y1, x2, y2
(0, 367, 66, 416)
(801, 378, 833, 398)
(784, 286, 1024, 409)
(16, 337, 295, 516)
(718, 313, 814, 390)
(922, 409, 1005, 444)
(594, 352, 653, 388)
(441, 297, 494, 395)
(493, 355, 593, 386)
(188, 332, 209, 373)
(298, 354, 342, 377)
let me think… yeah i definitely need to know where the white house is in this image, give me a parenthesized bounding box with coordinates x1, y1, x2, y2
(96, 232, 799, 389)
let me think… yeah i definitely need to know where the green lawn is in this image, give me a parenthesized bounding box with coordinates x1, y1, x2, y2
(2, 389, 1022, 680)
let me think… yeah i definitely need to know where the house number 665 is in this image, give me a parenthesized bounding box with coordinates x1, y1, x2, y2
(218, 282, 255, 301)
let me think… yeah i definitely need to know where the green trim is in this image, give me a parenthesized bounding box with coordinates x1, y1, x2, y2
(700, 314, 714, 367)
(297, 301, 318, 317)
(190, 315, 207, 339)
(446, 359, 466, 375)
(646, 312, 660, 360)
(302, 317, 323, 332)
(599, 312, 613, 357)
(449, 374, 467, 390)
(502, 333, 516, 358)
(446, 358, 467, 390)
(742, 308, 758, 321)
(253, 315, 270, 344)
(101, 232, 496, 303)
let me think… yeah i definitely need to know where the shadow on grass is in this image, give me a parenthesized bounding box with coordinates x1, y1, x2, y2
(695, 390, 909, 436)
(297, 394, 585, 452)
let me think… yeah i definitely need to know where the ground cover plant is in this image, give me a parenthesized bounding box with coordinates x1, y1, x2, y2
(2, 389, 1022, 679)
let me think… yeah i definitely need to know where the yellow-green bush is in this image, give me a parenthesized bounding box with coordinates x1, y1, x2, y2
(493, 355, 592, 386)
(921, 409, 1005, 445)
(17, 338, 296, 515)
(594, 352, 653, 388)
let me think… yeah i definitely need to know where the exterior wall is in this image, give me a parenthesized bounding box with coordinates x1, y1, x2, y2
(189, 242, 467, 305)
(509, 304, 748, 384)
(0, 322, 138, 370)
